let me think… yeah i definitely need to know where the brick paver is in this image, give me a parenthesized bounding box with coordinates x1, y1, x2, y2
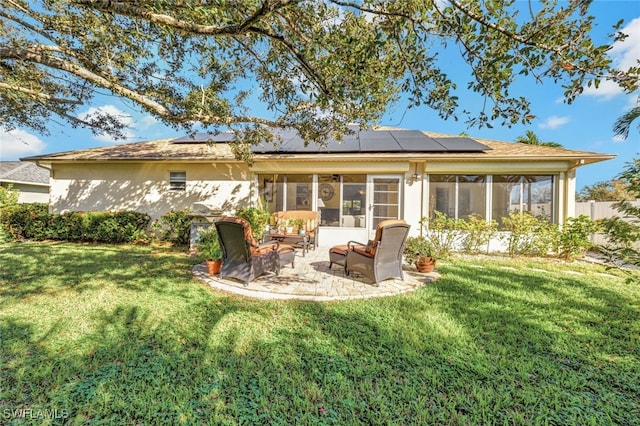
(193, 246, 440, 301)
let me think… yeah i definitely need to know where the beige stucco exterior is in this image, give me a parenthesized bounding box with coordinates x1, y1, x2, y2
(49, 161, 252, 219)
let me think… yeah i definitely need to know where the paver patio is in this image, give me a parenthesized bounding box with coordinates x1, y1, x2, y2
(193, 246, 440, 301)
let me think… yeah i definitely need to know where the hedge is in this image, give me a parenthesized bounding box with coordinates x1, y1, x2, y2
(0, 204, 150, 243)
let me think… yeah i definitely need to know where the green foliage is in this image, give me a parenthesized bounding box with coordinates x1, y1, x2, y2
(236, 206, 270, 241)
(0, 202, 50, 240)
(458, 214, 498, 254)
(196, 226, 221, 261)
(576, 179, 633, 201)
(500, 211, 557, 257)
(403, 236, 434, 264)
(152, 209, 192, 246)
(557, 215, 600, 260)
(2, 1, 636, 149)
(515, 130, 562, 147)
(598, 157, 640, 281)
(0, 205, 150, 243)
(0, 184, 20, 207)
(419, 211, 464, 258)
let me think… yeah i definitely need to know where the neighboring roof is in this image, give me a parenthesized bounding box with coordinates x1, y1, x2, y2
(0, 161, 50, 186)
(22, 128, 614, 166)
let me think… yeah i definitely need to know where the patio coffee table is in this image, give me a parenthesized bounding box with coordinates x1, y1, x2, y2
(266, 232, 311, 257)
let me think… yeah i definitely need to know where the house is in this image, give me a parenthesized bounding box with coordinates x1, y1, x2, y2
(23, 128, 614, 247)
(0, 161, 50, 203)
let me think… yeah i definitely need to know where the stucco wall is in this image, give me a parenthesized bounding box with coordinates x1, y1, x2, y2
(50, 162, 252, 219)
(1, 182, 50, 204)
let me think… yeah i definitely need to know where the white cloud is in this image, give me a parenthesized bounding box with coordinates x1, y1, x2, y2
(0, 129, 47, 160)
(583, 17, 640, 99)
(78, 104, 160, 144)
(539, 115, 570, 129)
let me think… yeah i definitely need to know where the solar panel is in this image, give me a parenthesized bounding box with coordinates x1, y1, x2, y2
(171, 130, 491, 153)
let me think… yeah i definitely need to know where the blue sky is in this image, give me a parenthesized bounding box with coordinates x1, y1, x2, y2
(1, 1, 638, 192)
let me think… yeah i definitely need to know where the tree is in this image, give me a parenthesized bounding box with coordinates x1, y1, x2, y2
(599, 158, 640, 282)
(613, 102, 640, 140)
(1, 0, 638, 156)
(515, 130, 562, 147)
(576, 179, 634, 202)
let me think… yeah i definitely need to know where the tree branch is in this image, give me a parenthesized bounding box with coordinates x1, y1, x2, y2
(73, 0, 294, 35)
(0, 82, 82, 104)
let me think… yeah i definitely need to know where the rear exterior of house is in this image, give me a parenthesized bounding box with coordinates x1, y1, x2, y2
(24, 128, 614, 248)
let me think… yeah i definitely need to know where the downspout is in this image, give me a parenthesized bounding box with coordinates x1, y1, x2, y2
(33, 160, 53, 213)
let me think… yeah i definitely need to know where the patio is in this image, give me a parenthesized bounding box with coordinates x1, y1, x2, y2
(192, 246, 440, 301)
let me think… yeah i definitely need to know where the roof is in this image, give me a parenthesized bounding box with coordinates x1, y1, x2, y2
(22, 128, 614, 166)
(0, 161, 50, 186)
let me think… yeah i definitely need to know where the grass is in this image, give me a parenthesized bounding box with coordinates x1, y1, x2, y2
(1, 242, 639, 425)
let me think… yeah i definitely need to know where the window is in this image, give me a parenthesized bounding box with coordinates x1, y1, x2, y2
(429, 175, 486, 220)
(429, 174, 554, 227)
(318, 174, 366, 227)
(492, 175, 553, 224)
(258, 173, 367, 228)
(169, 171, 186, 191)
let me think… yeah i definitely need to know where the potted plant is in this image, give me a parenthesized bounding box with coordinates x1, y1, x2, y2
(404, 236, 436, 273)
(283, 218, 294, 234)
(196, 227, 222, 275)
(236, 206, 270, 241)
(292, 217, 307, 235)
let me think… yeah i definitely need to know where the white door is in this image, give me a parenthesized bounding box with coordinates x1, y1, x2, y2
(367, 176, 402, 239)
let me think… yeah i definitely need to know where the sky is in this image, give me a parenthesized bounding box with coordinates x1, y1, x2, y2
(1, 1, 639, 192)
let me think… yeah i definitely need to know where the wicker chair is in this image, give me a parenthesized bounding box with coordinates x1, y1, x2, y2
(215, 217, 295, 285)
(329, 219, 410, 285)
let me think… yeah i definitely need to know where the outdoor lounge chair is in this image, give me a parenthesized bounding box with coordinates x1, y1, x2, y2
(215, 217, 296, 285)
(329, 219, 410, 285)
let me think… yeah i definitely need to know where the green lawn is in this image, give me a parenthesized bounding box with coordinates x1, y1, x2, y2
(1, 242, 639, 425)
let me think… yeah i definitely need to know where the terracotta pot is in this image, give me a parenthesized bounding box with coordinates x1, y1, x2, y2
(206, 259, 222, 275)
(415, 256, 436, 273)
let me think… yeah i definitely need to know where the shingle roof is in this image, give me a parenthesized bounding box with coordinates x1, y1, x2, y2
(22, 129, 614, 166)
(0, 161, 50, 185)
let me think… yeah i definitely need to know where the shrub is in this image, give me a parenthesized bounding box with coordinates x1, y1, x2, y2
(0, 184, 19, 207)
(0, 203, 50, 240)
(459, 214, 498, 254)
(0, 206, 150, 243)
(152, 209, 192, 245)
(500, 211, 557, 257)
(85, 211, 150, 243)
(236, 206, 270, 241)
(557, 215, 599, 260)
(419, 211, 464, 258)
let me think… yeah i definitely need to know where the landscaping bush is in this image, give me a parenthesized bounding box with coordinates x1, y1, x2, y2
(0, 203, 50, 240)
(419, 211, 464, 258)
(557, 214, 599, 260)
(0, 206, 150, 243)
(500, 211, 557, 256)
(152, 209, 192, 245)
(459, 214, 498, 254)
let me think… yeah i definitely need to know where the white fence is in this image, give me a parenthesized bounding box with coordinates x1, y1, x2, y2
(575, 200, 640, 221)
(575, 200, 640, 246)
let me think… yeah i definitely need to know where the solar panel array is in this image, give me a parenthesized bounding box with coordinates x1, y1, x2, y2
(172, 129, 491, 153)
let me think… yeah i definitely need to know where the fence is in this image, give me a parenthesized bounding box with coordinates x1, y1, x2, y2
(575, 200, 640, 246)
(575, 200, 640, 221)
